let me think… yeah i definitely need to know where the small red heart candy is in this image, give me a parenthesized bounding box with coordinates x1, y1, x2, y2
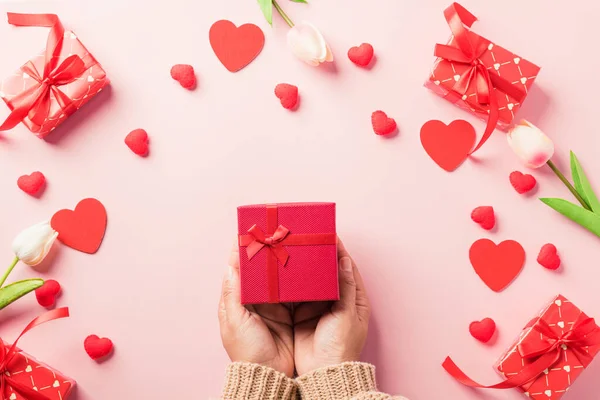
(469, 318, 496, 343)
(125, 129, 149, 156)
(348, 43, 374, 67)
(274, 83, 299, 110)
(35, 279, 61, 308)
(371, 110, 397, 136)
(510, 171, 537, 194)
(537, 243, 561, 270)
(471, 206, 495, 230)
(84, 335, 114, 360)
(17, 171, 45, 195)
(170, 64, 196, 89)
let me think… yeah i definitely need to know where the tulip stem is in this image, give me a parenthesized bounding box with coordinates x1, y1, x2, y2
(0, 257, 19, 288)
(273, 0, 295, 28)
(546, 160, 591, 210)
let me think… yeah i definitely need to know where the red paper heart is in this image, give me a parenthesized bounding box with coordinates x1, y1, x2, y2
(471, 206, 495, 230)
(469, 318, 496, 343)
(170, 64, 196, 89)
(537, 243, 561, 270)
(51, 198, 107, 254)
(125, 129, 149, 157)
(420, 120, 476, 172)
(510, 171, 537, 194)
(348, 43, 374, 66)
(17, 171, 45, 195)
(35, 279, 61, 308)
(469, 239, 525, 292)
(209, 20, 265, 72)
(84, 335, 114, 360)
(371, 110, 397, 135)
(274, 83, 299, 110)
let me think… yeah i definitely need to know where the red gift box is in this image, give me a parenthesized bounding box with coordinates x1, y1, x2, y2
(237, 203, 338, 304)
(425, 3, 541, 152)
(0, 13, 109, 138)
(443, 295, 600, 399)
(0, 308, 74, 400)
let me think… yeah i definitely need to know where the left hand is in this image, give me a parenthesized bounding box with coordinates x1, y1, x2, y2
(218, 244, 295, 377)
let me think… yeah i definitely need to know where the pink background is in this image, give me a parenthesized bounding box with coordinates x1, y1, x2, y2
(0, 0, 599, 398)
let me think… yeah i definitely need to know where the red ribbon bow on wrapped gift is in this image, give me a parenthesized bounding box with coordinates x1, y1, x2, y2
(0, 13, 93, 131)
(434, 3, 527, 153)
(0, 308, 69, 400)
(443, 316, 600, 391)
(238, 205, 337, 303)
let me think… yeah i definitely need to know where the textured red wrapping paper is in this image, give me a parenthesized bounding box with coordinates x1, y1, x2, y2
(237, 203, 339, 304)
(495, 295, 600, 399)
(2, 344, 75, 399)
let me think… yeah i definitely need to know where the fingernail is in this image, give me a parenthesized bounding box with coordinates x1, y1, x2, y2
(341, 257, 352, 272)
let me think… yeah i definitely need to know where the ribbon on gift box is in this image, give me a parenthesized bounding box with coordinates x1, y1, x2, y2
(434, 3, 527, 153)
(443, 316, 600, 391)
(0, 13, 94, 131)
(0, 307, 69, 400)
(238, 205, 337, 303)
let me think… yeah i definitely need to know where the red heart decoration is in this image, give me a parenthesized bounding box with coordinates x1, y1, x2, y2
(209, 20, 265, 72)
(537, 243, 561, 270)
(35, 279, 61, 308)
(17, 171, 45, 195)
(170, 64, 196, 89)
(51, 198, 107, 254)
(469, 239, 525, 292)
(420, 120, 476, 172)
(348, 43, 374, 67)
(510, 171, 537, 194)
(125, 129, 149, 157)
(471, 206, 495, 230)
(274, 83, 299, 110)
(371, 110, 397, 135)
(84, 335, 114, 360)
(469, 318, 496, 343)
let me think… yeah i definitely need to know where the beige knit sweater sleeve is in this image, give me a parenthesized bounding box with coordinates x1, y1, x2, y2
(221, 362, 407, 400)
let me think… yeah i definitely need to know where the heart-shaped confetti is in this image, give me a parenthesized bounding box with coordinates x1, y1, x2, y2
(84, 335, 114, 360)
(469, 318, 496, 343)
(371, 110, 397, 136)
(420, 120, 476, 172)
(274, 83, 299, 110)
(17, 171, 45, 196)
(469, 239, 525, 292)
(51, 198, 107, 254)
(537, 243, 561, 270)
(35, 279, 61, 308)
(209, 20, 265, 72)
(348, 43, 374, 67)
(510, 171, 537, 194)
(125, 129, 149, 157)
(170, 64, 196, 89)
(471, 206, 495, 230)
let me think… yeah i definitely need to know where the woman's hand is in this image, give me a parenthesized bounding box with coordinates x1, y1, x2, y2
(293, 240, 371, 375)
(218, 245, 295, 377)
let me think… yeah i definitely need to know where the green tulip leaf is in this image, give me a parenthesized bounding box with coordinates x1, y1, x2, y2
(290, 0, 308, 3)
(540, 198, 600, 237)
(0, 279, 43, 310)
(257, 0, 273, 25)
(570, 151, 600, 213)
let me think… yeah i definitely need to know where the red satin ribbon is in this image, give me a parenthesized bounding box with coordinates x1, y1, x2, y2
(238, 205, 337, 303)
(434, 3, 527, 153)
(0, 308, 69, 399)
(443, 317, 600, 391)
(0, 13, 91, 131)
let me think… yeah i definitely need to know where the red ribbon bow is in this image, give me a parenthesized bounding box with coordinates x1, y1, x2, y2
(434, 3, 527, 153)
(0, 13, 91, 131)
(245, 224, 291, 266)
(0, 308, 69, 400)
(443, 316, 600, 391)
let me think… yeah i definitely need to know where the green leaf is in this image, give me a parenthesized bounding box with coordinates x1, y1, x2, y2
(290, 0, 308, 3)
(570, 151, 600, 213)
(540, 198, 600, 237)
(0, 279, 43, 310)
(257, 0, 273, 25)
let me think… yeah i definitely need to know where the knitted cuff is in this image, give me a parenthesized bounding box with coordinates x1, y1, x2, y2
(222, 362, 297, 400)
(296, 362, 378, 400)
